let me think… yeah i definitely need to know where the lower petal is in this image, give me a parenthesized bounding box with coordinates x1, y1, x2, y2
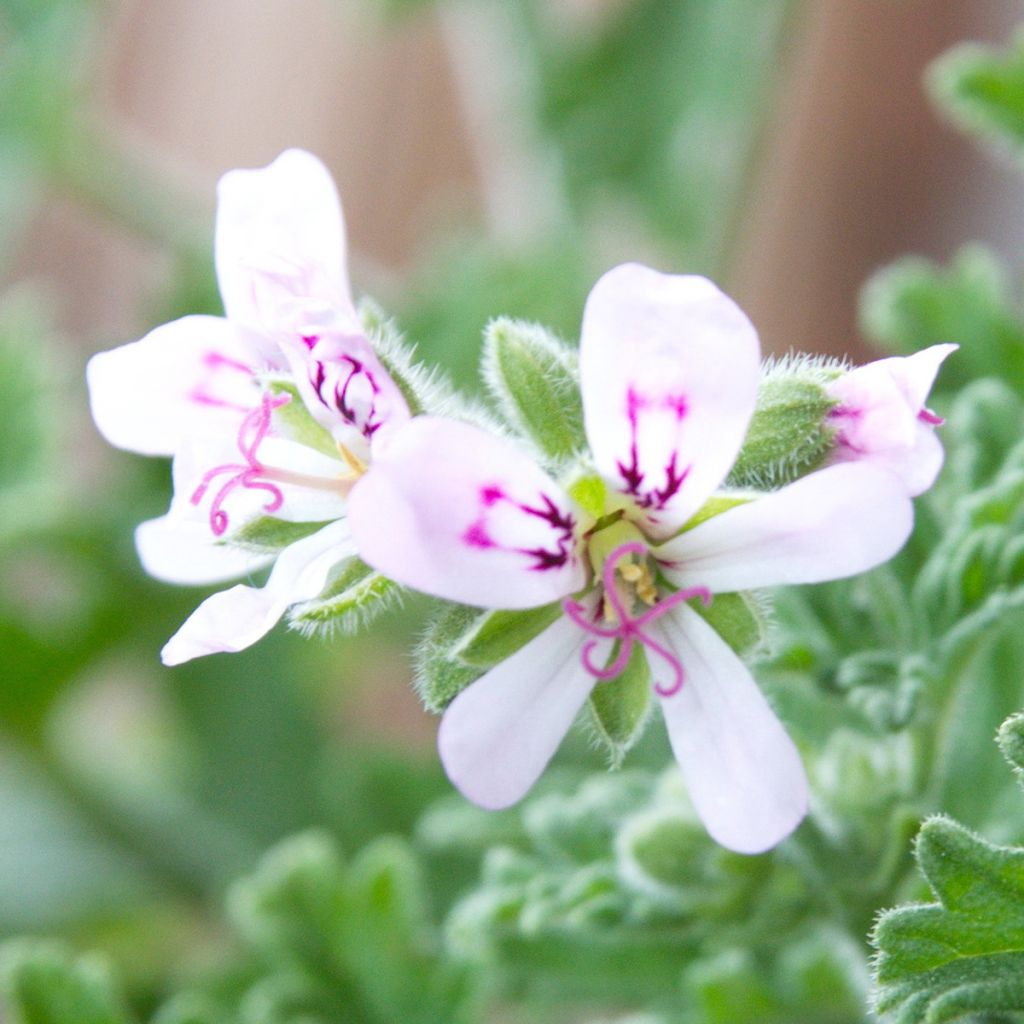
(438, 615, 595, 809)
(135, 515, 274, 585)
(654, 606, 808, 854)
(160, 520, 354, 665)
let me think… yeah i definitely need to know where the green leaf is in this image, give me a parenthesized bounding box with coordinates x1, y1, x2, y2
(287, 558, 399, 637)
(482, 317, 584, 465)
(587, 642, 651, 766)
(860, 246, 1024, 390)
(929, 29, 1024, 159)
(872, 814, 1024, 1022)
(728, 356, 839, 490)
(451, 602, 562, 669)
(0, 940, 129, 1024)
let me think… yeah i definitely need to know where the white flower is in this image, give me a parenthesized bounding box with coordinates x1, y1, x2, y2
(349, 264, 916, 853)
(87, 150, 408, 664)
(827, 344, 957, 495)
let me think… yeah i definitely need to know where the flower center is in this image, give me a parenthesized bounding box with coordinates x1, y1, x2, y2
(562, 540, 710, 698)
(190, 392, 359, 537)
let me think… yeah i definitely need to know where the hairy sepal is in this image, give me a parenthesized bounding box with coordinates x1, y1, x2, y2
(728, 354, 841, 490)
(587, 642, 652, 768)
(288, 557, 400, 637)
(482, 317, 585, 468)
(231, 516, 333, 553)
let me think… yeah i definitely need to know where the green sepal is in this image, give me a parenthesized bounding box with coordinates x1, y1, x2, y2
(264, 378, 339, 458)
(587, 642, 652, 767)
(0, 939, 129, 1024)
(482, 317, 585, 466)
(288, 558, 399, 637)
(677, 494, 752, 534)
(231, 516, 332, 553)
(728, 358, 840, 490)
(414, 604, 485, 713)
(997, 712, 1024, 784)
(452, 602, 563, 670)
(567, 473, 608, 522)
(692, 591, 768, 658)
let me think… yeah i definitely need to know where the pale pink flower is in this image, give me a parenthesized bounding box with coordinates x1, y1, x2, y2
(349, 264, 915, 854)
(827, 344, 957, 496)
(87, 150, 408, 664)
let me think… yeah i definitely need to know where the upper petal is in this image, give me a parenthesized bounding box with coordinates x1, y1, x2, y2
(659, 463, 914, 593)
(279, 331, 410, 453)
(86, 316, 259, 456)
(580, 264, 760, 536)
(438, 614, 595, 809)
(215, 149, 353, 331)
(879, 343, 958, 411)
(654, 605, 808, 854)
(161, 519, 355, 665)
(348, 417, 586, 609)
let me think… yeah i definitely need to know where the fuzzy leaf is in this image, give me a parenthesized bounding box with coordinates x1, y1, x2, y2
(872, 814, 1024, 1022)
(452, 602, 563, 669)
(0, 941, 129, 1024)
(287, 558, 398, 636)
(587, 643, 651, 766)
(929, 30, 1024, 159)
(482, 317, 585, 465)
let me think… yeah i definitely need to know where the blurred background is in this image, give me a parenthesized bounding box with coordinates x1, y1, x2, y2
(2, 0, 1024, 1015)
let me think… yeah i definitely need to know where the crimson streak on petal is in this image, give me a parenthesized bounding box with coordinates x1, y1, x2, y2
(616, 386, 693, 510)
(462, 485, 577, 572)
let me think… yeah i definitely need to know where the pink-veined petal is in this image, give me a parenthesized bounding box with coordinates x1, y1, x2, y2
(135, 516, 274, 585)
(658, 463, 914, 593)
(161, 520, 355, 666)
(86, 316, 259, 456)
(215, 149, 353, 331)
(349, 417, 585, 609)
(653, 606, 808, 853)
(279, 330, 410, 453)
(580, 264, 760, 536)
(438, 615, 595, 809)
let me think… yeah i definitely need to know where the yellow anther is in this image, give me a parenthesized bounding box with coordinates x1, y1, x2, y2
(619, 562, 643, 583)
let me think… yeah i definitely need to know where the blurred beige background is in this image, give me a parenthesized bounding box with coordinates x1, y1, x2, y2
(10, 0, 1024, 359)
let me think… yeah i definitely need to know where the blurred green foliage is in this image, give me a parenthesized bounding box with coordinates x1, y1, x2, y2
(6, 2, 1024, 1023)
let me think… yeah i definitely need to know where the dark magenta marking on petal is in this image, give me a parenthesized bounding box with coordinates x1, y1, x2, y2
(463, 521, 495, 549)
(467, 485, 577, 572)
(188, 351, 255, 412)
(310, 349, 388, 440)
(481, 485, 505, 506)
(919, 407, 944, 426)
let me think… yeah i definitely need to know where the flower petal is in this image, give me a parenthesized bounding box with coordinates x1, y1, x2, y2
(881, 343, 958, 411)
(86, 316, 258, 456)
(653, 605, 808, 853)
(135, 515, 274, 585)
(438, 615, 594, 809)
(161, 520, 355, 666)
(349, 417, 585, 609)
(279, 330, 410, 453)
(659, 463, 914, 593)
(580, 264, 760, 536)
(215, 149, 353, 331)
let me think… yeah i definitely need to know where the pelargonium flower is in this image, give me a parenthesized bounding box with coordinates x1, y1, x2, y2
(826, 344, 957, 496)
(87, 150, 409, 664)
(349, 263, 916, 854)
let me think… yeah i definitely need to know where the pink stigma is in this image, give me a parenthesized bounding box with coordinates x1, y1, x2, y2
(918, 407, 944, 426)
(562, 541, 710, 699)
(190, 392, 291, 536)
